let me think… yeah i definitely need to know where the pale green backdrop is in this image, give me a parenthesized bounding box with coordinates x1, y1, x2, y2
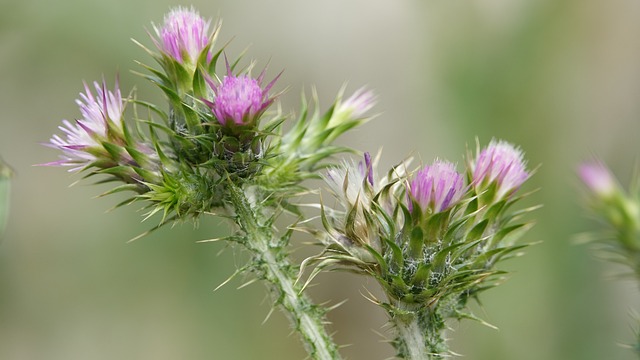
(1, 0, 640, 359)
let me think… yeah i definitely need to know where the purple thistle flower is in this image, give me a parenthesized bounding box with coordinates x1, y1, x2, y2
(472, 140, 529, 199)
(153, 7, 211, 67)
(578, 161, 617, 198)
(43, 79, 125, 171)
(409, 161, 465, 214)
(204, 64, 280, 128)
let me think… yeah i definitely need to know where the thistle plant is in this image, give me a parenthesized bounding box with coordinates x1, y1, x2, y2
(578, 159, 640, 354)
(307, 140, 537, 359)
(41, 6, 539, 360)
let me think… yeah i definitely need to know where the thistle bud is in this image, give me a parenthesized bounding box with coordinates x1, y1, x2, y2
(204, 65, 280, 131)
(329, 87, 376, 127)
(578, 160, 640, 252)
(42, 79, 160, 190)
(325, 152, 375, 209)
(578, 161, 618, 199)
(153, 7, 212, 71)
(203, 64, 280, 177)
(44, 79, 125, 170)
(471, 139, 529, 202)
(408, 161, 465, 215)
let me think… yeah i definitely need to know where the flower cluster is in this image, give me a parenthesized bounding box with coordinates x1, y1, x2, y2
(313, 139, 534, 358)
(42, 6, 538, 360)
(41, 9, 380, 359)
(45, 6, 371, 221)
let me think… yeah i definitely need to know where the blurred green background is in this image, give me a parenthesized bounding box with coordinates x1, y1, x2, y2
(2, 0, 640, 359)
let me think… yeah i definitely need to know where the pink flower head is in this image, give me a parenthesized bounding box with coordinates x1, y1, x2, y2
(578, 161, 617, 198)
(204, 64, 281, 127)
(153, 7, 211, 67)
(472, 140, 529, 199)
(44, 79, 125, 171)
(409, 161, 465, 214)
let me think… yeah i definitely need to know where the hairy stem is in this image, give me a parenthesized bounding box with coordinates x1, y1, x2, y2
(392, 302, 448, 360)
(228, 183, 341, 360)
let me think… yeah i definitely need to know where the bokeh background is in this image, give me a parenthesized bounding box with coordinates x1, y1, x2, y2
(2, 0, 640, 359)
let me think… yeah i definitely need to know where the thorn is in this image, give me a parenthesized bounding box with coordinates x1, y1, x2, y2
(237, 278, 258, 290)
(127, 230, 151, 243)
(327, 299, 348, 312)
(213, 268, 243, 292)
(261, 306, 275, 325)
(196, 237, 226, 243)
(360, 287, 381, 305)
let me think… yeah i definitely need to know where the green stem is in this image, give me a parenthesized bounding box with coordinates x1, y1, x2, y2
(228, 183, 341, 360)
(392, 302, 448, 360)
